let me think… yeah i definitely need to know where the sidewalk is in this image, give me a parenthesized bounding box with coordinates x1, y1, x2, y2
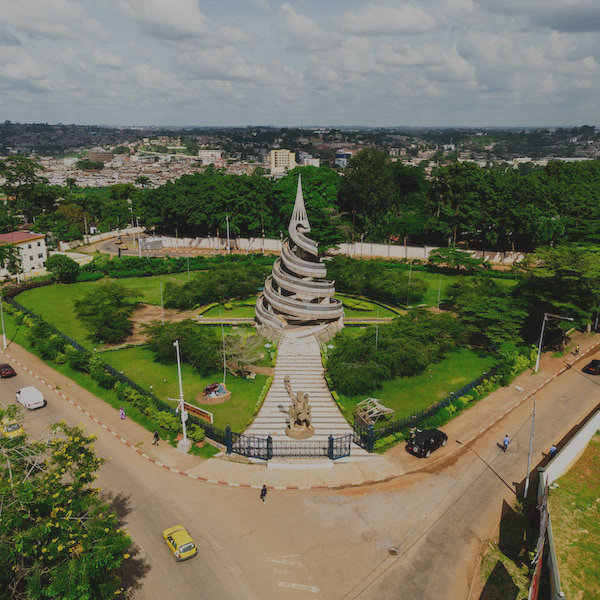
(3, 332, 599, 491)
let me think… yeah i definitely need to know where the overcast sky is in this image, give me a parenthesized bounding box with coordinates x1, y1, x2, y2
(1, 0, 599, 128)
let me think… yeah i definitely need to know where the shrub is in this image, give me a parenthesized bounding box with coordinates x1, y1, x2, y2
(89, 366, 116, 389)
(374, 432, 405, 453)
(76, 271, 104, 282)
(67, 351, 91, 373)
(187, 425, 205, 444)
(45, 254, 81, 283)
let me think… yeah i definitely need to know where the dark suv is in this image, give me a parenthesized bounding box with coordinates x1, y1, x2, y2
(406, 428, 448, 458)
(582, 359, 600, 375)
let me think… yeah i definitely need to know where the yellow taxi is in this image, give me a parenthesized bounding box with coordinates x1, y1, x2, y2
(1, 418, 25, 439)
(162, 525, 198, 561)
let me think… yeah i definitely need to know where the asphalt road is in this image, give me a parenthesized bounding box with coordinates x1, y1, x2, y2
(2, 353, 599, 599)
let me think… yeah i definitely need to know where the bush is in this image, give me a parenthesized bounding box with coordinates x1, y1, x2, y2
(373, 432, 405, 453)
(67, 351, 91, 373)
(89, 366, 116, 389)
(187, 425, 205, 444)
(76, 271, 104, 282)
(46, 254, 80, 283)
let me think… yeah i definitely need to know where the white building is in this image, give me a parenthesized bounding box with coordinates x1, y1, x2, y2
(269, 149, 297, 174)
(0, 231, 47, 278)
(197, 149, 223, 165)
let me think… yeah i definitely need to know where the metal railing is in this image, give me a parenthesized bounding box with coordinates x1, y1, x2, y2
(227, 428, 352, 460)
(353, 365, 501, 451)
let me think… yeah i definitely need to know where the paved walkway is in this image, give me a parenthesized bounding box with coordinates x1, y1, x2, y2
(2, 331, 599, 491)
(244, 326, 368, 455)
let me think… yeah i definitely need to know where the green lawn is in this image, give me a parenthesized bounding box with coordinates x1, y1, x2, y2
(402, 270, 517, 308)
(100, 345, 267, 432)
(550, 433, 600, 599)
(15, 273, 196, 345)
(336, 346, 496, 423)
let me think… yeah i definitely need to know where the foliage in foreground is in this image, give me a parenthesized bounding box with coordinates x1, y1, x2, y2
(0, 419, 131, 599)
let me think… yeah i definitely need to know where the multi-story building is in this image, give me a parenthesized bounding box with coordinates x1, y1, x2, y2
(0, 231, 47, 278)
(269, 149, 297, 174)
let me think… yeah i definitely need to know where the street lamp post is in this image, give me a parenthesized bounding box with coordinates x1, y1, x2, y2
(534, 312, 574, 372)
(515, 385, 536, 498)
(136, 217, 142, 258)
(172, 340, 190, 453)
(225, 214, 230, 254)
(0, 294, 7, 349)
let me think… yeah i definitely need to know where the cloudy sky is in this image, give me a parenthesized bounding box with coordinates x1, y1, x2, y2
(1, 0, 599, 127)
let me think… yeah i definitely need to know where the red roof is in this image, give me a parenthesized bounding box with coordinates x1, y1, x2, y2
(0, 231, 46, 245)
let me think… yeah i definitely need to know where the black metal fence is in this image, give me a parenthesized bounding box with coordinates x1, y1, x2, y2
(352, 365, 501, 451)
(228, 428, 352, 460)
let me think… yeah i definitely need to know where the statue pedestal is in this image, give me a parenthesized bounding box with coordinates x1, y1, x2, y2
(285, 425, 315, 440)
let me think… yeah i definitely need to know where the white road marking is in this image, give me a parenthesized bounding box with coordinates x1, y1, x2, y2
(278, 581, 320, 593)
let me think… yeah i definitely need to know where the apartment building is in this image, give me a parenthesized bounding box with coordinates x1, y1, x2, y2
(269, 149, 297, 174)
(0, 231, 47, 278)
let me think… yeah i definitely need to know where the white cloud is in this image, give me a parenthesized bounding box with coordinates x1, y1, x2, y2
(0, 48, 45, 81)
(2, 0, 107, 41)
(93, 50, 125, 69)
(119, 0, 209, 39)
(0, 0, 596, 126)
(276, 3, 337, 51)
(339, 3, 437, 35)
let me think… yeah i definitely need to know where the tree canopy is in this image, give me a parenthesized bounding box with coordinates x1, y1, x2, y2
(74, 282, 141, 344)
(0, 416, 132, 599)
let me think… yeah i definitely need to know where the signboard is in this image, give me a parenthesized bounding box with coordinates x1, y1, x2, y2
(184, 401, 214, 424)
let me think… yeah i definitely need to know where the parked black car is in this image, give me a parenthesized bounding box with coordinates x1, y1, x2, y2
(582, 359, 600, 375)
(406, 428, 448, 458)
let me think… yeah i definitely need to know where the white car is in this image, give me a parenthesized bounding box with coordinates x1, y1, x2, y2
(16, 386, 46, 410)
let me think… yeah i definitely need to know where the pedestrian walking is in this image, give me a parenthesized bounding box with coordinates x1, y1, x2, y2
(549, 444, 558, 458)
(574, 344, 580, 356)
(502, 434, 510, 452)
(260, 485, 267, 503)
(153, 430, 160, 445)
(119, 406, 126, 420)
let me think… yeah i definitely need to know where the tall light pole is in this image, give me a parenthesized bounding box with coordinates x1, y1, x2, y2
(0, 294, 7, 349)
(515, 385, 536, 498)
(136, 217, 142, 258)
(226, 214, 231, 254)
(172, 340, 190, 452)
(534, 312, 574, 372)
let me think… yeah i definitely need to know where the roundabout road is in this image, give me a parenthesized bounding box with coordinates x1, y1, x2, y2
(2, 342, 599, 599)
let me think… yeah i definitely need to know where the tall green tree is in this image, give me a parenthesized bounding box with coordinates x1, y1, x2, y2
(0, 419, 132, 599)
(74, 282, 141, 344)
(514, 244, 600, 338)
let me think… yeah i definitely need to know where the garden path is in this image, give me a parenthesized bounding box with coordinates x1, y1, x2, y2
(243, 325, 370, 458)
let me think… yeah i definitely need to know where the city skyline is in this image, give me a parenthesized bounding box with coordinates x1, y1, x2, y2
(1, 0, 599, 128)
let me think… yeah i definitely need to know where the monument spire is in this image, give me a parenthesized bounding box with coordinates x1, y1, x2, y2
(255, 174, 344, 341)
(290, 174, 310, 233)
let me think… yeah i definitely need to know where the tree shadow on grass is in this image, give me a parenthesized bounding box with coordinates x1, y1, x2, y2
(478, 560, 520, 600)
(104, 491, 151, 598)
(498, 500, 527, 566)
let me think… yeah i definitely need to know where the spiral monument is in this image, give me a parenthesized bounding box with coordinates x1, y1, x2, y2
(255, 175, 344, 341)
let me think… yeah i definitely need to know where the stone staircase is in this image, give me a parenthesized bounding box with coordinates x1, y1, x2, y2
(244, 326, 370, 459)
